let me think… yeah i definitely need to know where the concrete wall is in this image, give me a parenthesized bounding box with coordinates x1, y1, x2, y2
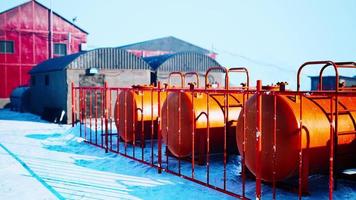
(66, 69, 151, 124)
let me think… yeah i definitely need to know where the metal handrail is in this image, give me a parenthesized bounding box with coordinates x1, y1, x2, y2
(205, 66, 229, 89)
(228, 67, 250, 89)
(184, 71, 200, 88)
(319, 62, 356, 91)
(168, 71, 185, 88)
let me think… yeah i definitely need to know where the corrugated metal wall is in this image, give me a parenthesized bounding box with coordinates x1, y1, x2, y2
(0, 1, 87, 98)
(68, 48, 151, 70)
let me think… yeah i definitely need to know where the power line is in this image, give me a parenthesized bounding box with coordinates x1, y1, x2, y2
(214, 47, 297, 74)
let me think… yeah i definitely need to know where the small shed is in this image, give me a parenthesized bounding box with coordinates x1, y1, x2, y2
(144, 52, 223, 87)
(29, 48, 152, 123)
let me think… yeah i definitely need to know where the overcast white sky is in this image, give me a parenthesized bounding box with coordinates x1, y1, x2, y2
(1, 0, 356, 89)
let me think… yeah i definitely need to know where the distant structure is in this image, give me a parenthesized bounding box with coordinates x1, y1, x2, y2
(144, 52, 222, 87)
(310, 75, 356, 90)
(29, 48, 151, 123)
(0, 0, 88, 106)
(120, 36, 217, 59)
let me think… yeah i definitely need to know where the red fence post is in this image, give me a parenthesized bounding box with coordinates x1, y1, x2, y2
(157, 82, 162, 173)
(256, 80, 262, 200)
(104, 82, 109, 153)
(329, 95, 335, 200)
(71, 82, 75, 127)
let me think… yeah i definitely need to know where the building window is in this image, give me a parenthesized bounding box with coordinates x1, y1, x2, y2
(54, 43, 67, 56)
(31, 76, 36, 86)
(0, 40, 14, 54)
(45, 75, 49, 86)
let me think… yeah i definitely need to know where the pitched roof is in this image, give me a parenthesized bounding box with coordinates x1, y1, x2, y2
(0, 0, 88, 34)
(29, 52, 85, 74)
(120, 36, 212, 54)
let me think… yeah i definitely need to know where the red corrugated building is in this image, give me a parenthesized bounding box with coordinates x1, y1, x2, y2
(0, 0, 87, 105)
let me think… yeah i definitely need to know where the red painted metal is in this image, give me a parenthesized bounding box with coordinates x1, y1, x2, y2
(272, 94, 277, 199)
(0, 1, 87, 98)
(71, 61, 355, 200)
(298, 93, 303, 199)
(71, 82, 75, 127)
(157, 82, 162, 173)
(168, 71, 185, 87)
(184, 71, 200, 88)
(104, 82, 109, 153)
(319, 62, 356, 91)
(255, 80, 262, 200)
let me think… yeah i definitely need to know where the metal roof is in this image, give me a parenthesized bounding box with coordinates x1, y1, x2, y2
(30, 48, 151, 74)
(120, 36, 212, 55)
(0, 0, 88, 34)
(144, 51, 222, 72)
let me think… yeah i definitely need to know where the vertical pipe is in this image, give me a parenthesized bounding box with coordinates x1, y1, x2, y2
(116, 89, 120, 152)
(223, 90, 228, 190)
(124, 91, 127, 155)
(157, 82, 162, 173)
(84, 89, 87, 140)
(298, 94, 303, 200)
(242, 92, 246, 197)
(95, 89, 98, 145)
(109, 89, 113, 150)
(132, 89, 136, 158)
(150, 89, 154, 164)
(191, 90, 195, 179)
(101, 87, 104, 147)
(48, 0, 53, 59)
(166, 88, 169, 170)
(206, 91, 210, 185)
(71, 82, 75, 127)
(89, 89, 92, 143)
(334, 92, 339, 191)
(104, 82, 109, 153)
(329, 96, 334, 200)
(178, 90, 182, 175)
(79, 88, 82, 137)
(141, 92, 144, 161)
(272, 94, 277, 199)
(255, 80, 262, 200)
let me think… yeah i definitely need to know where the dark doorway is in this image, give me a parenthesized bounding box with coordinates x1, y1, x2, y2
(79, 74, 105, 117)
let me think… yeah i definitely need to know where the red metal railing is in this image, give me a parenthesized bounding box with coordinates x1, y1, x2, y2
(71, 62, 356, 200)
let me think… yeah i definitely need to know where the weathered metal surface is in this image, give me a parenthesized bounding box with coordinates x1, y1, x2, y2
(0, 0, 87, 98)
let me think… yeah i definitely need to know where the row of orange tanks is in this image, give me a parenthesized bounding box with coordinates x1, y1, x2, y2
(114, 64, 356, 183)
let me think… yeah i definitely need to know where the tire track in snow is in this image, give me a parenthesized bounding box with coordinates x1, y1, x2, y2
(0, 143, 65, 200)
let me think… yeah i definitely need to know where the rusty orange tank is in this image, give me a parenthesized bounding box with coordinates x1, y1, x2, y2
(161, 91, 245, 158)
(114, 86, 166, 143)
(236, 92, 356, 182)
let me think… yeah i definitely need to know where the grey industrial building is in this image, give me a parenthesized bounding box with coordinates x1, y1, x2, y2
(28, 38, 223, 124)
(29, 48, 152, 123)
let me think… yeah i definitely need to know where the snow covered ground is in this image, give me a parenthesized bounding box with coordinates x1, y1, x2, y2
(0, 109, 355, 199)
(0, 109, 236, 200)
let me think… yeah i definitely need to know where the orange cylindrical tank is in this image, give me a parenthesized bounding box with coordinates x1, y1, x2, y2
(161, 91, 244, 158)
(114, 87, 166, 142)
(236, 93, 356, 182)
